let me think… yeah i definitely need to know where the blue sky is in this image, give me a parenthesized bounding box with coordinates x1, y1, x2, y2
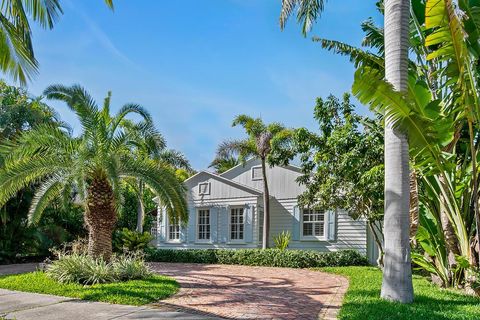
(22, 0, 382, 169)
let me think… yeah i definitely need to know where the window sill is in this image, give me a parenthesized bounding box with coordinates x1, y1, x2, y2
(227, 240, 247, 245)
(166, 240, 182, 244)
(300, 236, 327, 242)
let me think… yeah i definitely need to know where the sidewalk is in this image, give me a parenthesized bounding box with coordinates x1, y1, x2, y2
(0, 289, 219, 320)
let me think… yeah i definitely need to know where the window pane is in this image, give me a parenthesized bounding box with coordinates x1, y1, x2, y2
(230, 207, 245, 240)
(303, 223, 313, 236)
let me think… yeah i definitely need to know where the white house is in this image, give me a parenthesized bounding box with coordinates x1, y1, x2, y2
(154, 158, 378, 263)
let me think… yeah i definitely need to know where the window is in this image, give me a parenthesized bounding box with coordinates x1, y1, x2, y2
(251, 166, 263, 180)
(198, 182, 210, 195)
(230, 207, 245, 241)
(168, 221, 180, 241)
(197, 209, 210, 241)
(302, 208, 325, 238)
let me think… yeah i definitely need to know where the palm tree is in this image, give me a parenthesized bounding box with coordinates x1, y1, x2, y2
(279, 0, 414, 302)
(213, 115, 291, 249)
(379, 0, 413, 303)
(209, 141, 240, 174)
(0, 0, 113, 85)
(0, 84, 187, 260)
(121, 119, 192, 233)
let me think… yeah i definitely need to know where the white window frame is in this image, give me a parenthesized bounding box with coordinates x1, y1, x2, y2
(166, 217, 181, 243)
(198, 182, 210, 195)
(251, 165, 263, 181)
(228, 206, 246, 243)
(196, 208, 211, 242)
(301, 208, 327, 241)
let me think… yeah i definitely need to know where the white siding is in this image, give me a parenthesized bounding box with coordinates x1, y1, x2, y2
(158, 196, 261, 249)
(155, 158, 369, 257)
(185, 172, 260, 201)
(221, 158, 306, 199)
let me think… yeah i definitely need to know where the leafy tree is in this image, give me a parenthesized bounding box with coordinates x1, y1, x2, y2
(0, 1, 113, 85)
(0, 80, 81, 263)
(280, 0, 414, 302)
(293, 94, 385, 265)
(0, 84, 187, 260)
(213, 115, 292, 249)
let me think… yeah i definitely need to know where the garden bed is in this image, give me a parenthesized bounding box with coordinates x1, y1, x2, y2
(318, 267, 480, 320)
(146, 248, 369, 268)
(0, 271, 178, 305)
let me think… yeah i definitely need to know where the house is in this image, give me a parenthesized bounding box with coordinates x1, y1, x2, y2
(153, 158, 378, 264)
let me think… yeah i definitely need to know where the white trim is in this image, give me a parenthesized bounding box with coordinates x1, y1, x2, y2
(300, 208, 327, 241)
(166, 216, 181, 243)
(196, 207, 212, 243)
(183, 171, 262, 195)
(228, 206, 246, 244)
(218, 157, 303, 177)
(198, 182, 211, 195)
(251, 165, 263, 181)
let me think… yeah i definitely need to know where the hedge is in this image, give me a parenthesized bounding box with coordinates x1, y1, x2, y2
(145, 248, 369, 268)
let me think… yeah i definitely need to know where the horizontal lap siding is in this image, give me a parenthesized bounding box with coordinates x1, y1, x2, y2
(157, 196, 260, 249)
(287, 208, 367, 255)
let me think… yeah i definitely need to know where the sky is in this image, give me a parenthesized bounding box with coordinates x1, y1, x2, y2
(20, 0, 382, 170)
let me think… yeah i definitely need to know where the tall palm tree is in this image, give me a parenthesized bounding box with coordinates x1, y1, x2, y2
(0, 84, 187, 260)
(279, 0, 414, 302)
(213, 115, 291, 249)
(0, 0, 113, 85)
(121, 119, 192, 233)
(379, 0, 413, 303)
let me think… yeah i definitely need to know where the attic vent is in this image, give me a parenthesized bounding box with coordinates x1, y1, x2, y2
(198, 182, 210, 195)
(251, 166, 263, 181)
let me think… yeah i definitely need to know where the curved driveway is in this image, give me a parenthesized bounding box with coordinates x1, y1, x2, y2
(149, 263, 348, 320)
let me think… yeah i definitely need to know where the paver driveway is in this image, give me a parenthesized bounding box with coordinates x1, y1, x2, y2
(149, 263, 348, 320)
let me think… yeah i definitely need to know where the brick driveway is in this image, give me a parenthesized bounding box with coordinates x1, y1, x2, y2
(149, 263, 348, 320)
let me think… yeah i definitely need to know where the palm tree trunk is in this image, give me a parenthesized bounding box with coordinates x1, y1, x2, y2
(380, 0, 414, 303)
(85, 174, 117, 260)
(136, 180, 145, 233)
(261, 157, 270, 249)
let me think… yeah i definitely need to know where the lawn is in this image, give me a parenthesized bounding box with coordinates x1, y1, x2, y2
(319, 266, 480, 320)
(0, 271, 179, 306)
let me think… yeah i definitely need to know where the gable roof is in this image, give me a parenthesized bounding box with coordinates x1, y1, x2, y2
(184, 170, 262, 195)
(219, 157, 303, 178)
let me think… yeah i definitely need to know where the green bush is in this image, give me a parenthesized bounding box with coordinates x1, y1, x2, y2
(273, 231, 291, 250)
(46, 252, 152, 285)
(145, 248, 369, 268)
(113, 228, 153, 253)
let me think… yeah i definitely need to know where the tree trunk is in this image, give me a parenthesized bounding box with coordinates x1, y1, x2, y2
(380, 0, 414, 303)
(409, 171, 419, 246)
(261, 157, 270, 249)
(85, 174, 117, 260)
(136, 180, 145, 233)
(438, 175, 460, 275)
(369, 221, 385, 267)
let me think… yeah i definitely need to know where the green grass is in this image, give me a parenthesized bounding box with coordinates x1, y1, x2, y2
(318, 267, 480, 320)
(0, 271, 179, 306)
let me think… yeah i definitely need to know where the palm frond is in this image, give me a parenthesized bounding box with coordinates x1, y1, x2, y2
(279, 0, 326, 36)
(29, 172, 66, 224)
(120, 157, 188, 222)
(314, 37, 383, 69)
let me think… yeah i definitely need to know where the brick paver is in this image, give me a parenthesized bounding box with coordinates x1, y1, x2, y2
(149, 263, 348, 320)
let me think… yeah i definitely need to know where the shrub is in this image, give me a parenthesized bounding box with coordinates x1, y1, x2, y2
(145, 248, 369, 268)
(113, 228, 153, 253)
(46, 252, 152, 285)
(273, 231, 291, 251)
